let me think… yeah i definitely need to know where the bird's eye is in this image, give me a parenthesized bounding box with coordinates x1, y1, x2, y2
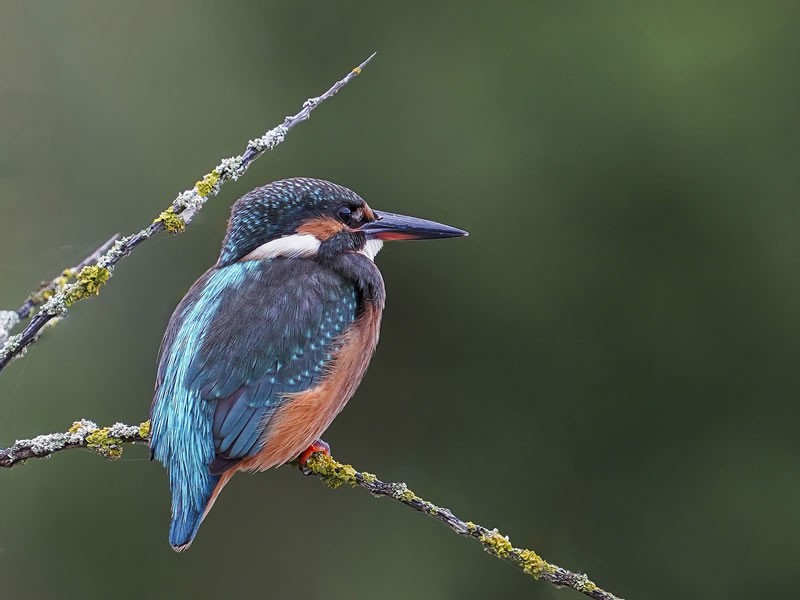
(337, 206, 353, 224)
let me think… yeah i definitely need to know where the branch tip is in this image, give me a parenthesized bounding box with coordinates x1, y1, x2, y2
(353, 51, 377, 75)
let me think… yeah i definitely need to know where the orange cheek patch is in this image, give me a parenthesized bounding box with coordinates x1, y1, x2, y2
(297, 217, 346, 240)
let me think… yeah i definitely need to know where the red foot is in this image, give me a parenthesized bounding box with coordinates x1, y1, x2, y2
(298, 439, 331, 474)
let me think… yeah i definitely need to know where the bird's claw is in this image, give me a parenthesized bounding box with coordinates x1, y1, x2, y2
(298, 439, 331, 475)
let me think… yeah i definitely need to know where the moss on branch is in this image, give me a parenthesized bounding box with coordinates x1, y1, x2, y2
(0, 420, 622, 600)
(63, 266, 112, 306)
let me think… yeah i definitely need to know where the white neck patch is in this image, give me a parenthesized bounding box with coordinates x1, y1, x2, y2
(360, 239, 384, 261)
(240, 233, 384, 263)
(241, 233, 321, 261)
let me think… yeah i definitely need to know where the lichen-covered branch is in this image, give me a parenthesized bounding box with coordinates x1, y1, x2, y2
(0, 52, 376, 374)
(308, 455, 622, 600)
(0, 235, 120, 347)
(0, 419, 150, 467)
(0, 420, 623, 600)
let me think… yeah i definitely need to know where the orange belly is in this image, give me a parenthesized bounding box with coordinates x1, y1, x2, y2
(238, 303, 381, 472)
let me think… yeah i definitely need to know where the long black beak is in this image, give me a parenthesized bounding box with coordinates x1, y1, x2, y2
(360, 210, 468, 241)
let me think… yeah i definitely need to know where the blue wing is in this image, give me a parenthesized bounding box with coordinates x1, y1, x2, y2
(149, 258, 357, 548)
(183, 259, 357, 466)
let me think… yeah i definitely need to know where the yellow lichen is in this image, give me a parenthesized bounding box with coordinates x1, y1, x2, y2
(480, 531, 513, 558)
(138, 420, 151, 439)
(352, 66, 362, 75)
(307, 453, 358, 488)
(68, 421, 87, 435)
(517, 548, 553, 579)
(400, 489, 420, 503)
(194, 170, 220, 198)
(85, 428, 124, 460)
(154, 207, 186, 234)
(466, 521, 478, 532)
(360, 471, 377, 484)
(63, 266, 111, 306)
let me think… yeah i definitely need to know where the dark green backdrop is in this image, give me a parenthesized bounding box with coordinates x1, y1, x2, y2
(1, 2, 798, 599)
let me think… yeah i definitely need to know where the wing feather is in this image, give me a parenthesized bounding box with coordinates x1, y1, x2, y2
(185, 259, 359, 467)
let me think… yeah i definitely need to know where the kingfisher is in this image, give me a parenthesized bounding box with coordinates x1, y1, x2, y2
(149, 177, 467, 551)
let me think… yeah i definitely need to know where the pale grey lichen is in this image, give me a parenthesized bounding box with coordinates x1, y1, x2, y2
(40, 295, 68, 317)
(28, 433, 70, 455)
(388, 482, 410, 500)
(7, 420, 97, 459)
(216, 156, 246, 181)
(107, 422, 141, 438)
(247, 124, 288, 153)
(178, 123, 289, 226)
(572, 572, 593, 590)
(97, 236, 135, 269)
(174, 190, 206, 225)
(0, 310, 20, 345)
(68, 419, 99, 439)
(0, 333, 25, 364)
(0, 420, 151, 465)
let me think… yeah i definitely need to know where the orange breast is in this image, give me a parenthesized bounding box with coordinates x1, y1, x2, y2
(237, 303, 382, 472)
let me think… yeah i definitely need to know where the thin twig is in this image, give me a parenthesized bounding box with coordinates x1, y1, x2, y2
(0, 420, 623, 600)
(15, 235, 122, 321)
(0, 52, 376, 373)
(0, 235, 120, 346)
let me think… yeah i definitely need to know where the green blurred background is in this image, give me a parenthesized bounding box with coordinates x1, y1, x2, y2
(1, 2, 798, 598)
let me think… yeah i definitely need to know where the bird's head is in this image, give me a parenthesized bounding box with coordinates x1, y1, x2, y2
(218, 178, 467, 266)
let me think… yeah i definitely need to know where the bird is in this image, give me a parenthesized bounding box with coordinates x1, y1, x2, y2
(149, 177, 467, 551)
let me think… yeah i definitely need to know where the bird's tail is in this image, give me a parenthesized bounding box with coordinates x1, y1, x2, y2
(151, 390, 238, 551)
(170, 467, 241, 552)
(168, 473, 219, 551)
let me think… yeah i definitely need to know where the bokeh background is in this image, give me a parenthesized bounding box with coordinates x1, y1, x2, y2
(1, 2, 798, 598)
